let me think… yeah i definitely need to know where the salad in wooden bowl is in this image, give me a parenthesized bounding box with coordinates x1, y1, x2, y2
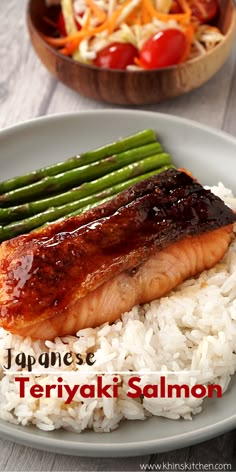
(27, 0, 236, 104)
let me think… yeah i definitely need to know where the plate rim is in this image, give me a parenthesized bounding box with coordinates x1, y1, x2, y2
(0, 413, 236, 457)
(2, 109, 236, 147)
(0, 109, 236, 457)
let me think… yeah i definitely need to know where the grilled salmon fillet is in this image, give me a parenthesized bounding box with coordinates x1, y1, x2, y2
(0, 169, 235, 340)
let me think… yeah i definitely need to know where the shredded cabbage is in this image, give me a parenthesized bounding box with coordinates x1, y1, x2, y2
(61, 0, 78, 34)
(52, 0, 224, 68)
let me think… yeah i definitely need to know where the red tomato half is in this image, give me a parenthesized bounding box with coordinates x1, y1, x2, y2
(170, 0, 182, 13)
(73, 16, 82, 31)
(93, 42, 138, 70)
(57, 9, 82, 36)
(57, 11, 67, 37)
(139, 29, 187, 70)
(189, 0, 218, 23)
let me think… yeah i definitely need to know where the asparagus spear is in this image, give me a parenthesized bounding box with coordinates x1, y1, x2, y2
(0, 129, 156, 194)
(0, 152, 171, 223)
(0, 142, 163, 205)
(0, 162, 173, 242)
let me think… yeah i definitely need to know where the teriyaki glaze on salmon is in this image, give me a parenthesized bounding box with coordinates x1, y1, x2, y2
(0, 168, 235, 340)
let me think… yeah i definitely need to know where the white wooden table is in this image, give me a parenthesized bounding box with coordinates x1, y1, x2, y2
(1, 0, 236, 470)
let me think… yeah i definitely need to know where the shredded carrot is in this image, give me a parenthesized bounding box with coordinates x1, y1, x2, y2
(59, 10, 92, 56)
(43, 31, 86, 47)
(140, 0, 151, 25)
(127, 7, 144, 26)
(59, 41, 78, 55)
(132, 14, 141, 25)
(126, 7, 138, 25)
(83, 9, 92, 30)
(43, 19, 110, 47)
(84, 0, 107, 23)
(142, 0, 191, 23)
(134, 57, 143, 67)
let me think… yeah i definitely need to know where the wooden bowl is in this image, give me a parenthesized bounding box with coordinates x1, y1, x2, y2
(27, 0, 236, 105)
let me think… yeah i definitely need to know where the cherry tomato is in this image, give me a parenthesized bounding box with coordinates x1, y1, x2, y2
(57, 11, 67, 37)
(139, 29, 187, 70)
(93, 42, 138, 70)
(189, 0, 218, 23)
(170, 0, 182, 13)
(74, 17, 82, 30)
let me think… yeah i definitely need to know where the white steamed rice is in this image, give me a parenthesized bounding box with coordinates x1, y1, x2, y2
(0, 183, 236, 433)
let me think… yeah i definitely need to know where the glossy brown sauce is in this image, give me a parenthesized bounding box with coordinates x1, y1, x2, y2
(0, 169, 235, 329)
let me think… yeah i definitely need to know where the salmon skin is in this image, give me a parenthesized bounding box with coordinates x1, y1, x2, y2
(0, 168, 235, 340)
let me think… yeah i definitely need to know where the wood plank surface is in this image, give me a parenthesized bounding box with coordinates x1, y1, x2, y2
(1, 0, 236, 470)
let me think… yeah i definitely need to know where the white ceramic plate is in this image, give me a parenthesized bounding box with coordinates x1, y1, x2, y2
(0, 110, 236, 457)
